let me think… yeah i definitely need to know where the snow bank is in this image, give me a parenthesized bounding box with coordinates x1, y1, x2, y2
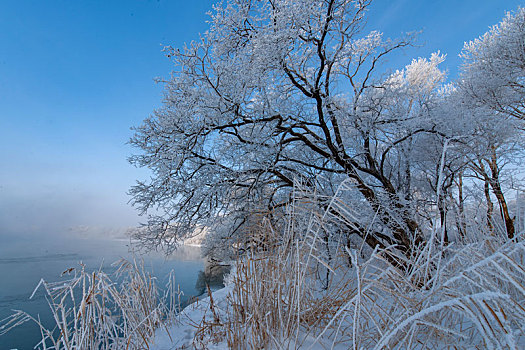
(151, 285, 233, 350)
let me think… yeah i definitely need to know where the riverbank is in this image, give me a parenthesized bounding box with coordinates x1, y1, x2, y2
(152, 284, 234, 350)
(148, 235, 525, 349)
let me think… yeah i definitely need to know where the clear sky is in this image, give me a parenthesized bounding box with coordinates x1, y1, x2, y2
(0, 0, 522, 237)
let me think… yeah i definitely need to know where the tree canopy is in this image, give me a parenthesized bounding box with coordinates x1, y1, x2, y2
(129, 1, 524, 258)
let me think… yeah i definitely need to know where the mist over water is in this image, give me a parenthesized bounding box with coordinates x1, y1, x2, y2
(0, 231, 207, 349)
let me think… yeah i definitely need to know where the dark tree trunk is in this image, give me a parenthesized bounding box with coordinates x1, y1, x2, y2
(487, 148, 515, 239)
(456, 172, 467, 238)
(484, 179, 494, 232)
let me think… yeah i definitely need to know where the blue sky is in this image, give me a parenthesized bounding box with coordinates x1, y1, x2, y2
(0, 0, 522, 236)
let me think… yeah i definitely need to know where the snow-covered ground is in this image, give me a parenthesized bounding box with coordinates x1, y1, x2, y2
(151, 285, 233, 350)
(149, 237, 525, 349)
(150, 284, 340, 350)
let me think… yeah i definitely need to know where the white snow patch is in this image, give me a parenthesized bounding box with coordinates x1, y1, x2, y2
(150, 285, 233, 350)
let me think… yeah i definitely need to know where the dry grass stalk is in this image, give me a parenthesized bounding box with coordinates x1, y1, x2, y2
(191, 179, 525, 349)
(0, 258, 181, 349)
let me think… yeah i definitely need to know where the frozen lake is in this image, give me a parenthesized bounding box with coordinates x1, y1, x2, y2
(0, 232, 209, 349)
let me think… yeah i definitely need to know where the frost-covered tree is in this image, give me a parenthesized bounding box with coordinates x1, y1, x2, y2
(454, 7, 525, 238)
(459, 7, 525, 121)
(444, 89, 522, 239)
(129, 0, 452, 257)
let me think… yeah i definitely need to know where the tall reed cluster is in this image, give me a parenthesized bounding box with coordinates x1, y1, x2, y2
(0, 258, 180, 349)
(194, 180, 525, 349)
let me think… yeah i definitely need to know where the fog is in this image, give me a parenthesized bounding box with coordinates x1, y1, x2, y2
(0, 180, 143, 238)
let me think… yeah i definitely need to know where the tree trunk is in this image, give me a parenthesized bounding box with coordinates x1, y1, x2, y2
(438, 195, 449, 245)
(349, 171, 422, 258)
(488, 148, 515, 239)
(484, 179, 494, 233)
(490, 179, 515, 239)
(456, 172, 467, 238)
